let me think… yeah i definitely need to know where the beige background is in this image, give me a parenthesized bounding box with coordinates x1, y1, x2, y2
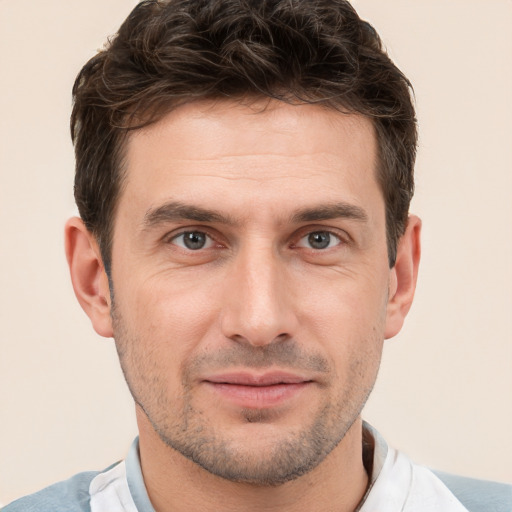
(1, 0, 511, 505)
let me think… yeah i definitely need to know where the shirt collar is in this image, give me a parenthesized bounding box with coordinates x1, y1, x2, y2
(125, 422, 390, 512)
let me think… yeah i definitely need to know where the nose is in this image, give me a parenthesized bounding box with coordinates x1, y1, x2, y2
(220, 244, 298, 347)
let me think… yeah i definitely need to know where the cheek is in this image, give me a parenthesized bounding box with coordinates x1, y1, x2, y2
(298, 269, 389, 338)
(296, 271, 387, 385)
(117, 273, 223, 358)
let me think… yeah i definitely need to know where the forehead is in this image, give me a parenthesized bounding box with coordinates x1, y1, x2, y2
(119, 99, 381, 224)
(127, 98, 376, 163)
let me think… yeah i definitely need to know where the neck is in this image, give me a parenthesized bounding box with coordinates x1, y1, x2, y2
(137, 412, 369, 512)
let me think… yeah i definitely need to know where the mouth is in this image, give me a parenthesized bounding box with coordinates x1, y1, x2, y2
(202, 371, 313, 409)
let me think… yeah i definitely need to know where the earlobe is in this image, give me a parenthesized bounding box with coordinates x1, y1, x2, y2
(384, 215, 421, 339)
(65, 217, 113, 338)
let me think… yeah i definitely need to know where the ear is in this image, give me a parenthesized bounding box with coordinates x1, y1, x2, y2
(65, 217, 113, 338)
(384, 215, 421, 339)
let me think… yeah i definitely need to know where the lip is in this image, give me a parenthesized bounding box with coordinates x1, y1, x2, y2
(204, 371, 310, 386)
(203, 371, 313, 408)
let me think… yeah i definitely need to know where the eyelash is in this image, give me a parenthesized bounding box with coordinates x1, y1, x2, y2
(294, 230, 344, 251)
(165, 227, 348, 252)
(165, 230, 220, 251)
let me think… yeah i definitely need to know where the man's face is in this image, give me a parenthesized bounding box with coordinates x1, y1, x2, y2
(110, 99, 393, 485)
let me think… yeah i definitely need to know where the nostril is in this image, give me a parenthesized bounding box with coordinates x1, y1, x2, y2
(226, 332, 291, 347)
(228, 334, 249, 344)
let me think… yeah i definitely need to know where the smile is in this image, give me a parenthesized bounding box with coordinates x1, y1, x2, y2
(203, 371, 313, 408)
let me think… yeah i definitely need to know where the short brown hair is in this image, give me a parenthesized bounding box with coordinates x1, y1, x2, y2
(71, 0, 417, 272)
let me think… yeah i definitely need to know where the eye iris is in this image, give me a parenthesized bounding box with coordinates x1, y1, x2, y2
(183, 231, 206, 250)
(308, 232, 331, 249)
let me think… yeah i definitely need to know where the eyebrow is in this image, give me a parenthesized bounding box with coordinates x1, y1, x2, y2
(143, 200, 368, 229)
(143, 201, 235, 228)
(290, 202, 368, 224)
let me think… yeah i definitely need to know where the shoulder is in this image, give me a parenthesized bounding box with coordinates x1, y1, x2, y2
(2, 470, 100, 512)
(433, 470, 512, 512)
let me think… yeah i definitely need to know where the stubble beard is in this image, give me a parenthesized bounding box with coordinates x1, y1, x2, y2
(111, 306, 381, 486)
(145, 389, 362, 486)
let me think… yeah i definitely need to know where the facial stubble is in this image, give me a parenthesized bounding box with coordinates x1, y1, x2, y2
(111, 302, 382, 486)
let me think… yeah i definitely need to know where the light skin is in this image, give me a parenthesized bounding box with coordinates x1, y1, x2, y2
(66, 99, 421, 512)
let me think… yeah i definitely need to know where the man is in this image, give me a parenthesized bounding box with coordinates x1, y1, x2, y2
(3, 0, 511, 511)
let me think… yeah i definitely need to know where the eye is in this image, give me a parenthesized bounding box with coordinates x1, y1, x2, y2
(171, 231, 215, 250)
(296, 231, 342, 250)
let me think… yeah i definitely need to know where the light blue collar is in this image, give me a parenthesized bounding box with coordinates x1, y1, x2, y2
(125, 437, 156, 512)
(124, 423, 388, 511)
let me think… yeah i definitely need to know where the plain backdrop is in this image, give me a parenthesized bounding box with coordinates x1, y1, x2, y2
(1, 0, 511, 505)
